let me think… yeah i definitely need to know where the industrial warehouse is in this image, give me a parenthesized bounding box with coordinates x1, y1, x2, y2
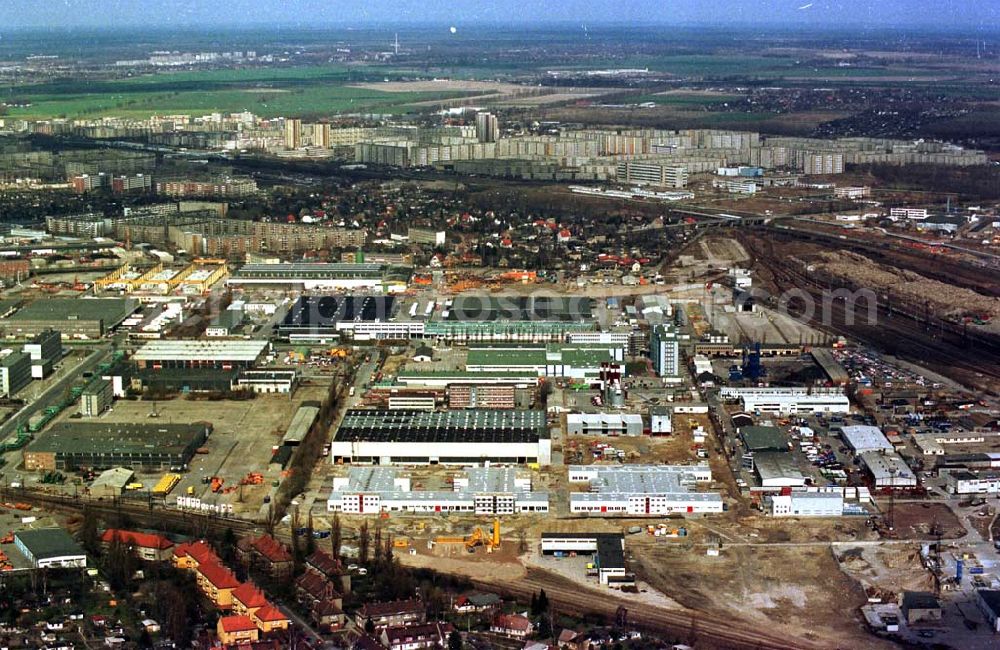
(540, 533, 628, 586)
(567, 464, 723, 515)
(226, 262, 412, 293)
(277, 295, 417, 342)
(0, 297, 139, 338)
(132, 339, 270, 370)
(465, 343, 624, 380)
(23, 422, 212, 471)
(326, 466, 549, 514)
(720, 386, 851, 414)
(329, 409, 551, 465)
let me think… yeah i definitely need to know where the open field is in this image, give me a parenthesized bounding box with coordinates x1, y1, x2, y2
(3, 66, 476, 119)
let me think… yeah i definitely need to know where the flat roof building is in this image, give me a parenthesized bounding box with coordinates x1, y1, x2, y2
(327, 466, 548, 515)
(0, 350, 32, 398)
(766, 490, 844, 517)
(740, 426, 788, 453)
(859, 450, 918, 489)
(540, 533, 626, 585)
(80, 378, 114, 417)
(720, 387, 850, 415)
(228, 263, 411, 294)
(15, 528, 87, 569)
(2, 298, 138, 338)
(566, 413, 644, 437)
(567, 464, 722, 515)
(840, 425, 893, 454)
(133, 339, 269, 369)
(24, 422, 211, 471)
(330, 409, 550, 466)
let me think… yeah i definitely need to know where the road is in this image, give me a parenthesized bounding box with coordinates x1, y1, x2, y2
(0, 341, 112, 444)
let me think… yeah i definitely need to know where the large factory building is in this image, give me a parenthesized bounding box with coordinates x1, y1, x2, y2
(329, 409, 551, 466)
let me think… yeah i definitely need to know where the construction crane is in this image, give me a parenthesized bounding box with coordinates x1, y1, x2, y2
(432, 518, 501, 553)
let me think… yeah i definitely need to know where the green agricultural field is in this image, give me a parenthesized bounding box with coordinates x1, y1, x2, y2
(630, 92, 744, 106)
(1, 65, 474, 119)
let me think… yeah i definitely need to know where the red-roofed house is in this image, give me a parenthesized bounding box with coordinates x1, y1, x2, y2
(295, 570, 341, 609)
(217, 615, 259, 646)
(173, 540, 215, 570)
(232, 583, 269, 617)
(307, 550, 351, 593)
(250, 603, 290, 635)
(491, 614, 533, 639)
(313, 598, 347, 631)
(100, 529, 174, 562)
(237, 534, 294, 580)
(196, 560, 241, 609)
(379, 622, 453, 650)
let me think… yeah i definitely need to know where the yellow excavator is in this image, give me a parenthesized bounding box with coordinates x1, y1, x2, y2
(433, 518, 501, 553)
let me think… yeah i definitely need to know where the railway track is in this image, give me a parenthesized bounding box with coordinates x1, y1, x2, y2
(741, 233, 1000, 391)
(470, 569, 823, 650)
(14, 487, 821, 648)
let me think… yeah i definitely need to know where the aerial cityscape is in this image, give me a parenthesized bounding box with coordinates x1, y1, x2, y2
(0, 1, 999, 648)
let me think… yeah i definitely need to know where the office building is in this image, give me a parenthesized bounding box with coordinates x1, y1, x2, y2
(0, 351, 32, 397)
(80, 378, 114, 417)
(766, 490, 845, 517)
(720, 386, 850, 415)
(408, 227, 446, 246)
(650, 324, 680, 381)
(615, 161, 688, 188)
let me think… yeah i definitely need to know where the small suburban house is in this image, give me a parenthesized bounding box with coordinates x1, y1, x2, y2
(490, 614, 533, 639)
(100, 529, 174, 562)
(453, 592, 501, 613)
(379, 622, 453, 650)
(217, 615, 259, 645)
(355, 598, 426, 629)
(236, 533, 294, 580)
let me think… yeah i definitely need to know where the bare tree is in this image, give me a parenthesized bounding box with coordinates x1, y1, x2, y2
(358, 521, 370, 566)
(330, 512, 342, 559)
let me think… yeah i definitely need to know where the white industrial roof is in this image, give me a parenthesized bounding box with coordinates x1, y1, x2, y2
(568, 464, 714, 497)
(133, 339, 268, 362)
(566, 413, 643, 425)
(841, 425, 892, 453)
(859, 450, 917, 483)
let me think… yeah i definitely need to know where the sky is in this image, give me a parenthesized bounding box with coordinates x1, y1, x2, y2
(0, 0, 996, 30)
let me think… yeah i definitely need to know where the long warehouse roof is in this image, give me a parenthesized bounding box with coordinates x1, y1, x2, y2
(133, 339, 269, 362)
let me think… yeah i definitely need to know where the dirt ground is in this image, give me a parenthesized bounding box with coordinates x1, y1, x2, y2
(836, 544, 934, 595)
(889, 502, 966, 540)
(631, 543, 888, 649)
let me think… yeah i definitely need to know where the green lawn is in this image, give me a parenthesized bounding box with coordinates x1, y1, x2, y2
(2, 65, 472, 119)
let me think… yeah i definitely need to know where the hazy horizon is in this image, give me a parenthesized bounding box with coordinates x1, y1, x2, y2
(0, 0, 997, 31)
